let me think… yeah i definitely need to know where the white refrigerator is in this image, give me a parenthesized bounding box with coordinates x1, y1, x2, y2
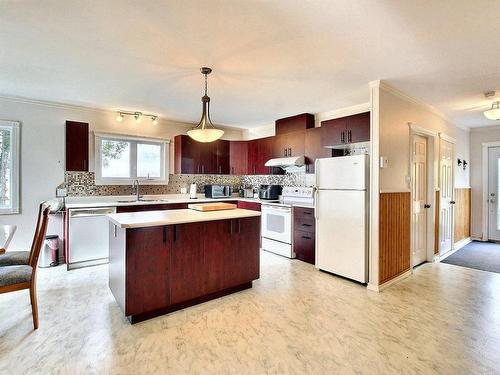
(315, 154, 368, 283)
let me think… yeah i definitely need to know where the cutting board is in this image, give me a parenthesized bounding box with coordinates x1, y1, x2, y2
(188, 202, 237, 212)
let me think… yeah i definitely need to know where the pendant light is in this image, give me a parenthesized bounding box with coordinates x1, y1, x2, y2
(483, 91, 500, 120)
(187, 67, 224, 143)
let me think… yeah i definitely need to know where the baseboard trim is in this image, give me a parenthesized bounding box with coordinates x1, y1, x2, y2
(367, 269, 412, 292)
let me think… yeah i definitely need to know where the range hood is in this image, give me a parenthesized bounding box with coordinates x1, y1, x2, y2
(265, 155, 305, 168)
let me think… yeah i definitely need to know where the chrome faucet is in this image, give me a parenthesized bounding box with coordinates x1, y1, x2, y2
(133, 179, 140, 201)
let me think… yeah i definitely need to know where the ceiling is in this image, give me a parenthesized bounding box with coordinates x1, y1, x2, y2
(0, 0, 499, 129)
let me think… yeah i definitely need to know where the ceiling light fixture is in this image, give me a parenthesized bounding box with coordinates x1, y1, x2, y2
(187, 67, 224, 143)
(115, 111, 159, 125)
(484, 91, 500, 120)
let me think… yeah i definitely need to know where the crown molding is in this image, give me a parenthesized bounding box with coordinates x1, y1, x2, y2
(315, 102, 371, 124)
(470, 124, 500, 132)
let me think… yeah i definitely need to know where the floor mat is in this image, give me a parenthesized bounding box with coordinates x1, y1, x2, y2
(441, 241, 500, 273)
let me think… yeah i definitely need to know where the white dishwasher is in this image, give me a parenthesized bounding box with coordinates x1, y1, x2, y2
(68, 207, 116, 270)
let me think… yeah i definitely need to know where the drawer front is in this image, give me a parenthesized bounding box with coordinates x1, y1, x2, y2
(116, 203, 188, 213)
(294, 230, 315, 265)
(237, 201, 261, 211)
(294, 206, 314, 218)
(294, 208, 315, 232)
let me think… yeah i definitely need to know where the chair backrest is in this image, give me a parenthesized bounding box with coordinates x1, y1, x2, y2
(28, 202, 50, 268)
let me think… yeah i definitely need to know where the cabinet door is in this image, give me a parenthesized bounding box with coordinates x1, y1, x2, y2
(174, 135, 199, 174)
(321, 117, 347, 147)
(199, 141, 217, 174)
(170, 222, 205, 304)
(229, 141, 248, 175)
(294, 230, 315, 265)
(286, 130, 305, 157)
(66, 121, 89, 171)
(216, 140, 230, 174)
(236, 201, 261, 211)
(125, 226, 170, 316)
(247, 140, 258, 175)
(204, 220, 232, 293)
(272, 134, 288, 158)
(224, 217, 260, 288)
(305, 127, 331, 173)
(347, 112, 370, 143)
(275, 113, 315, 135)
(256, 137, 274, 175)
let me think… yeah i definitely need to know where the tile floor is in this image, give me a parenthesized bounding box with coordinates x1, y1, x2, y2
(1, 251, 499, 374)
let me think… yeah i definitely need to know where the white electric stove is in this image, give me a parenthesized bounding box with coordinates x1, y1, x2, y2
(261, 187, 315, 258)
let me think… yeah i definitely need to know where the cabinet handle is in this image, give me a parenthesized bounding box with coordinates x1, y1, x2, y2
(254, 166, 256, 175)
(341, 131, 344, 144)
(283, 148, 287, 157)
(348, 130, 352, 143)
(173, 225, 178, 242)
(301, 223, 312, 227)
(301, 235, 312, 240)
(288, 148, 292, 156)
(202, 165, 205, 174)
(163, 226, 167, 243)
(83, 159, 87, 170)
(238, 219, 241, 234)
(229, 220, 233, 237)
(231, 167, 234, 174)
(219, 165, 221, 174)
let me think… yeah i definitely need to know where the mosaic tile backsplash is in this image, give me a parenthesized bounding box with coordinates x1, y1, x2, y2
(61, 171, 308, 196)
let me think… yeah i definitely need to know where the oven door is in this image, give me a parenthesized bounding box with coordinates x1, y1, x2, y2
(261, 204, 292, 244)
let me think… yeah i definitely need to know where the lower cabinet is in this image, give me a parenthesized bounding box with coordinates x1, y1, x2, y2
(293, 207, 315, 265)
(236, 201, 261, 211)
(119, 216, 261, 318)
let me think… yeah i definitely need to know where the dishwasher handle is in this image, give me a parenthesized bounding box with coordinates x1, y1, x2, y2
(69, 207, 117, 218)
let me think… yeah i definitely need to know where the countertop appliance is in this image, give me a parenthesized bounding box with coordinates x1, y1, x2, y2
(261, 186, 314, 258)
(205, 184, 232, 198)
(315, 154, 368, 283)
(68, 206, 117, 270)
(259, 184, 282, 200)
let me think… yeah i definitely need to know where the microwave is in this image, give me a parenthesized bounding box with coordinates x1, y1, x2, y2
(204, 185, 232, 198)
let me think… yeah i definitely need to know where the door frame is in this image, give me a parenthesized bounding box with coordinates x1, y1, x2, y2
(481, 141, 500, 241)
(438, 133, 456, 256)
(408, 123, 437, 266)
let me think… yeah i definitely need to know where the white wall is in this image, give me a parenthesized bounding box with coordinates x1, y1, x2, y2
(0, 96, 243, 250)
(378, 85, 470, 192)
(469, 126, 500, 238)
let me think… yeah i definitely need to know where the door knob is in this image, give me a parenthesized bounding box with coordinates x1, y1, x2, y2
(450, 201, 456, 204)
(424, 204, 431, 208)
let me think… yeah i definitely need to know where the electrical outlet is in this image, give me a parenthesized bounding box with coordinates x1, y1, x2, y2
(56, 188, 67, 197)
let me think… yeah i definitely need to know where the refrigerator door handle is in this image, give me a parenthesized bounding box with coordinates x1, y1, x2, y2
(314, 189, 319, 220)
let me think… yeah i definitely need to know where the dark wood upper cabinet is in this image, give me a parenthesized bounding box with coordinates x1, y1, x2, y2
(304, 127, 331, 173)
(272, 130, 305, 159)
(321, 112, 370, 147)
(229, 141, 248, 175)
(216, 140, 230, 175)
(174, 135, 199, 174)
(65, 121, 89, 171)
(248, 138, 273, 175)
(275, 113, 315, 135)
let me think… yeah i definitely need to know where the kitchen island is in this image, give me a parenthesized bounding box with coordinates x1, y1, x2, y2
(107, 208, 261, 323)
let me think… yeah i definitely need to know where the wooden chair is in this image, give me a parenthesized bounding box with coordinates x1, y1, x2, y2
(0, 203, 50, 329)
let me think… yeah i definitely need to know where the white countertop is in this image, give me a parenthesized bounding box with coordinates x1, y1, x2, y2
(64, 194, 271, 209)
(108, 208, 261, 229)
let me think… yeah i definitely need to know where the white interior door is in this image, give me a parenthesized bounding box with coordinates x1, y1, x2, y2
(412, 135, 428, 266)
(487, 147, 500, 241)
(439, 138, 454, 255)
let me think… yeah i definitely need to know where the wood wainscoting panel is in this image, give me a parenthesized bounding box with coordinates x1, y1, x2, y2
(454, 188, 471, 243)
(379, 192, 411, 284)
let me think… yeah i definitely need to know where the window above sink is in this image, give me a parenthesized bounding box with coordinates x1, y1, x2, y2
(94, 132, 170, 185)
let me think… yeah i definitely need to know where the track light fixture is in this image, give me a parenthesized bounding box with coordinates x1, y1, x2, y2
(115, 111, 159, 125)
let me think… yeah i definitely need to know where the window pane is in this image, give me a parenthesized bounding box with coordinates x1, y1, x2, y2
(137, 143, 161, 178)
(0, 128, 13, 209)
(101, 139, 130, 178)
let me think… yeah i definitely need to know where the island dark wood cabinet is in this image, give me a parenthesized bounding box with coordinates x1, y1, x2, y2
(109, 216, 261, 323)
(65, 120, 89, 171)
(321, 112, 370, 147)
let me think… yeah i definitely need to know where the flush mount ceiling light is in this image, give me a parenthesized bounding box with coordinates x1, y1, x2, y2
(187, 67, 224, 143)
(115, 111, 159, 125)
(484, 91, 500, 120)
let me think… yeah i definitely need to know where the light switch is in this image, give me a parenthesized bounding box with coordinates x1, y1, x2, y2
(380, 156, 388, 169)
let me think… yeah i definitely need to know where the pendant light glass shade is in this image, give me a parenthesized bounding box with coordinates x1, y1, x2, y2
(187, 67, 224, 143)
(484, 101, 500, 120)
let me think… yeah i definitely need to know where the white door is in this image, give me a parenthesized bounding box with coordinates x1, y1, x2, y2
(439, 138, 454, 255)
(316, 189, 367, 283)
(412, 135, 428, 266)
(487, 147, 500, 241)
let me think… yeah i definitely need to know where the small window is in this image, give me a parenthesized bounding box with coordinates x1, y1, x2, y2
(95, 133, 169, 185)
(0, 120, 20, 214)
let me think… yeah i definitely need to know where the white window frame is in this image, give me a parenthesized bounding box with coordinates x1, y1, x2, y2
(0, 120, 20, 215)
(94, 132, 170, 185)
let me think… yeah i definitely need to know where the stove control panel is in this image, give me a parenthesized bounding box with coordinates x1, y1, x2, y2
(282, 186, 315, 198)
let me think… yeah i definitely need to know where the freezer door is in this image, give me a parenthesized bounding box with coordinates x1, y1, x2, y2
(315, 154, 367, 190)
(316, 190, 367, 283)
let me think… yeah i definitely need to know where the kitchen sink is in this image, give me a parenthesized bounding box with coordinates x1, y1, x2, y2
(116, 199, 169, 204)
